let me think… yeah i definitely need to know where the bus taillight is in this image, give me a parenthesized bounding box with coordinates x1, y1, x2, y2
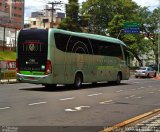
(45, 60, 52, 75)
(16, 59, 19, 73)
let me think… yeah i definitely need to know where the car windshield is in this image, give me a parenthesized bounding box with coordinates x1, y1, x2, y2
(139, 67, 147, 70)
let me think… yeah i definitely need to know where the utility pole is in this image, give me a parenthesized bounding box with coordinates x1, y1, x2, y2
(158, 22, 160, 75)
(47, 1, 63, 28)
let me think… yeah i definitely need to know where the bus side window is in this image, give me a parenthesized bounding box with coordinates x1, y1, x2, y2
(123, 47, 131, 66)
(118, 54, 124, 60)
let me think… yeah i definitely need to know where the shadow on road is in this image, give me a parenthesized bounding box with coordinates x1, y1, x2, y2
(19, 82, 130, 92)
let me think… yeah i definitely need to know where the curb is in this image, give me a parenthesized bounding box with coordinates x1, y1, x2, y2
(100, 108, 160, 132)
(153, 75, 160, 80)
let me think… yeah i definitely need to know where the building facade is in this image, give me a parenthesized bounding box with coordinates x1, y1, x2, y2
(0, 0, 24, 29)
(28, 5, 65, 28)
(0, 0, 24, 50)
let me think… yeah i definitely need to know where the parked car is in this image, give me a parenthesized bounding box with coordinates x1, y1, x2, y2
(134, 67, 157, 78)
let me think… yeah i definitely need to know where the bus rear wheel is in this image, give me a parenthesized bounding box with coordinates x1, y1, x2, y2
(92, 82, 97, 86)
(74, 73, 83, 88)
(113, 73, 121, 85)
(115, 73, 122, 85)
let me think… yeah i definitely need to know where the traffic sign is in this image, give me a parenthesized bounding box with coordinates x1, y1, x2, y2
(124, 22, 140, 34)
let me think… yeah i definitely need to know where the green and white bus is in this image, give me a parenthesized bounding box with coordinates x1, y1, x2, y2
(16, 28, 130, 88)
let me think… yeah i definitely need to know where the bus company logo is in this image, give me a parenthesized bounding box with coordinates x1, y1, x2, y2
(29, 44, 35, 52)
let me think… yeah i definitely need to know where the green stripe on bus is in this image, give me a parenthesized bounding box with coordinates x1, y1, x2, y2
(20, 71, 44, 75)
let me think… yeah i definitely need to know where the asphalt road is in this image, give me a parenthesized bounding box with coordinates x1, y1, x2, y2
(0, 78, 160, 132)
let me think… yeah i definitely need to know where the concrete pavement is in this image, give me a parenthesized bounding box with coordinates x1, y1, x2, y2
(101, 109, 160, 132)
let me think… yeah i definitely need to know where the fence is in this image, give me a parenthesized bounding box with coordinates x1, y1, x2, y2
(0, 60, 16, 83)
(0, 46, 16, 51)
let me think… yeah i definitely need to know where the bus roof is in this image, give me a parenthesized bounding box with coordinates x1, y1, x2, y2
(50, 28, 126, 46)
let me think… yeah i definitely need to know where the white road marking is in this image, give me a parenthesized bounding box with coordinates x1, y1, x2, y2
(149, 92, 154, 94)
(138, 87, 145, 89)
(75, 106, 90, 110)
(148, 86, 153, 88)
(134, 96, 143, 99)
(154, 104, 160, 106)
(131, 89, 136, 91)
(87, 93, 102, 97)
(65, 109, 77, 112)
(65, 106, 90, 112)
(134, 82, 140, 84)
(59, 97, 75, 101)
(125, 95, 136, 99)
(116, 90, 124, 93)
(28, 102, 47, 106)
(0, 107, 11, 110)
(99, 100, 113, 104)
(130, 95, 136, 97)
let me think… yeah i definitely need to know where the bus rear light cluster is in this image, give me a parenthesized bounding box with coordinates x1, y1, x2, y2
(45, 60, 52, 75)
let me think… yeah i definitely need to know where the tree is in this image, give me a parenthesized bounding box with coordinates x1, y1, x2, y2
(107, 15, 125, 38)
(58, 0, 81, 31)
(106, 5, 144, 66)
(139, 7, 160, 65)
(80, 0, 113, 34)
(80, 0, 139, 35)
(59, 0, 159, 66)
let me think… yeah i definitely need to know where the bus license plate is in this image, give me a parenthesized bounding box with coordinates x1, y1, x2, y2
(28, 77, 35, 80)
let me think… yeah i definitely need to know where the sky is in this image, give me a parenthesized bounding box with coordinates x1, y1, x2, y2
(25, 0, 159, 20)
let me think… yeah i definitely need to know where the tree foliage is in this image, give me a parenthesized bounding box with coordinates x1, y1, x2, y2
(58, 0, 81, 31)
(140, 7, 160, 65)
(80, 0, 159, 66)
(80, 0, 139, 35)
(58, 0, 159, 66)
(107, 15, 125, 38)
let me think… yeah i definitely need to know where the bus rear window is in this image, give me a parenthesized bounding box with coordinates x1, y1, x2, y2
(18, 29, 48, 54)
(17, 29, 48, 72)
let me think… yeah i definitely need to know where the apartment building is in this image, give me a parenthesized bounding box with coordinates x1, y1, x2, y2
(28, 5, 65, 28)
(0, 0, 24, 49)
(0, 0, 24, 29)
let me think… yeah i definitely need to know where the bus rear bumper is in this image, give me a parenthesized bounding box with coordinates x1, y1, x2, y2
(16, 73, 52, 84)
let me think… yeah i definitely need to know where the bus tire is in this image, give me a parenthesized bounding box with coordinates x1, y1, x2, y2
(114, 73, 121, 85)
(74, 73, 83, 88)
(92, 82, 97, 86)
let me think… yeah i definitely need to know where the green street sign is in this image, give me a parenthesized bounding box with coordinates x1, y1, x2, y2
(124, 22, 140, 34)
(124, 22, 140, 28)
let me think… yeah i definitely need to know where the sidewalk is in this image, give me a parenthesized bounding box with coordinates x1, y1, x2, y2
(153, 74, 160, 80)
(101, 109, 160, 132)
(124, 113, 160, 132)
